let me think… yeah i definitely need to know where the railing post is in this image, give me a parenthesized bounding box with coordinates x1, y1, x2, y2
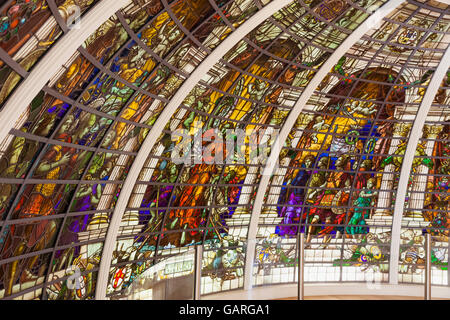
(424, 232, 431, 300)
(193, 245, 203, 300)
(298, 232, 305, 300)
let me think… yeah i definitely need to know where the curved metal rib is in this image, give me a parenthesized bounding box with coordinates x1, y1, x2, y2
(95, 0, 294, 300)
(243, 0, 406, 291)
(389, 41, 450, 285)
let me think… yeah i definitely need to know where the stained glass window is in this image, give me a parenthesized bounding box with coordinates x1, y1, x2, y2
(0, 0, 449, 300)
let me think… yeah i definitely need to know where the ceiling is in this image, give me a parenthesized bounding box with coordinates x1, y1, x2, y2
(0, 0, 448, 300)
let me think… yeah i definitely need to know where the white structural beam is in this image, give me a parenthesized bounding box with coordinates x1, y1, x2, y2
(243, 0, 405, 291)
(389, 42, 450, 285)
(95, 0, 294, 300)
(0, 0, 131, 145)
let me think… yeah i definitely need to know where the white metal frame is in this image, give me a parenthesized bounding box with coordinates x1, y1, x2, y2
(95, 0, 294, 300)
(389, 42, 450, 284)
(243, 0, 406, 291)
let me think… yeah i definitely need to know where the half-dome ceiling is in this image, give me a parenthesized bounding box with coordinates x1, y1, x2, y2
(0, 0, 448, 300)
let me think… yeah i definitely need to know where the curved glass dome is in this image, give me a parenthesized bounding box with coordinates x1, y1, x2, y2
(0, 0, 448, 300)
